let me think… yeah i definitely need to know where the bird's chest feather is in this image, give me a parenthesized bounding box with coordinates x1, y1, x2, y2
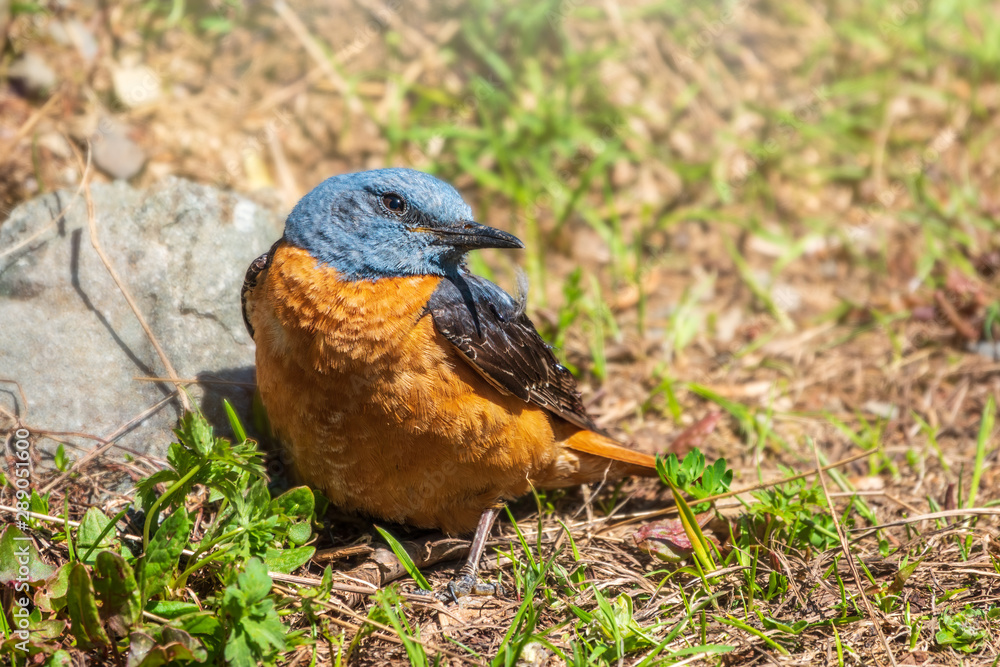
(253, 244, 449, 411)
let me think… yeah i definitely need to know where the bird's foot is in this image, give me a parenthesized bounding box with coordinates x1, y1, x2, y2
(435, 573, 505, 603)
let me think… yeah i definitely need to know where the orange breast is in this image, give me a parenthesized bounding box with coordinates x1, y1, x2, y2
(249, 243, 563, 534)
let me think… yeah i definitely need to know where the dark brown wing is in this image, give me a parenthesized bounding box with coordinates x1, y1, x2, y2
(241, 239, 282, 339)
(426, 271, 599, 432)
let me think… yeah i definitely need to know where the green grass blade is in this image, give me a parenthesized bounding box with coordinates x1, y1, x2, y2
(663, 476, 717, 574)
(223, 398, 248, 442)
(714, 614, 790, 656)
(374, 526, 432, 591)
(967, 395, 995, 509)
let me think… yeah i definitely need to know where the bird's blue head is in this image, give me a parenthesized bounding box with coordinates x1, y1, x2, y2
(283, 168, 523, 280)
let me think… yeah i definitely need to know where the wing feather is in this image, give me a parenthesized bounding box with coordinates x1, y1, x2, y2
(426, 272, 599, 432)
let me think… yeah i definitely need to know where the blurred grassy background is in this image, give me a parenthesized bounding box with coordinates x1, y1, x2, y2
(2, 0, 998, 461)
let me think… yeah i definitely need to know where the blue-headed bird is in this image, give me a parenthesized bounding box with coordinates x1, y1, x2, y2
(241, 168, 657, 598)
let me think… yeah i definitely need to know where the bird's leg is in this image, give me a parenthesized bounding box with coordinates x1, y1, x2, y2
(443, 506, 504, 602)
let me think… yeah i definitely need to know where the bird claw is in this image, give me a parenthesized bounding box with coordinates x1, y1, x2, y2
(407, 575, 504, 603)
(436, 573, 505, 603)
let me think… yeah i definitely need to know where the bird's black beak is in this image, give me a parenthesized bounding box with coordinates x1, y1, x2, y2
(421, 221, 524, 250)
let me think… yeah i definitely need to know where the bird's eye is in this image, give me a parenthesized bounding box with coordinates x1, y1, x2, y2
(381, 193, 407, 216)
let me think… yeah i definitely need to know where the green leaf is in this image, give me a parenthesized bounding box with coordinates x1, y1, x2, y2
(174, 612, 224, 637)
(223, 398, 248, 442)
(665, 645, 734, 660)
(54, 444, 71, 472)
(663, 475, 717, 574)
(237, 557, 273, 603)
(36, 562, 72, 612)
(313, 489, 330, 518)
(935, 606, 987, 653)
(10, 2, 46, 17)
(375, 526, 432, 590)
(30, 615, 67, 643)
(29, 490, 49, 516)
(263, 546, 315, 574)
(223, 631, 255, 667)
(199, 16, 234, 34)
(77, 507, 120, 564)
(142, 507, 192, 599)
(240, 615, 288, 652)
(221, 558, 289, 666)
(66, 563, 111, 649)
(759, 612, 809, 634)
(0, 525, 55, 585)
(143, 600, 201, 618)
(92, 551, 141, 634)
(43, 650, 74, 667)
(681, 449, 706, 484)
(286, 521, 312, 546)
(707, 458, 732, 493)
(888, 558, 923, 594)
(177, 411, 215, 458)
(127, 627, 208, 667)
(270, 486, 315, 520)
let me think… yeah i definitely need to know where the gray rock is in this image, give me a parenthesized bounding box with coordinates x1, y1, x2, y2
(8, 51, 57, 97)
(0, 178, 282, 460)
(48, 18, 98, 62)
(968, 340, 1000, 362)
(112, 64, 161, 109)
(92, 121, 147, 180)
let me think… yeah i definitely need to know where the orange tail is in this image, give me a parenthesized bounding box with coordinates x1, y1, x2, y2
(534, 429, 659, 489)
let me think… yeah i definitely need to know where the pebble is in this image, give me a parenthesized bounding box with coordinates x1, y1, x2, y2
(8, 51, 57, 97)
(968, 340, 1000, 361)
(92, 120, 147, 180)
(772, 281, 802, 312)
(112, 64, 162, 108)
(49, 18, 98, 62)
(862, 400, 899, 420)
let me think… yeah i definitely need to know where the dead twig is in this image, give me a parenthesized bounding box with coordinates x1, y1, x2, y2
(0, 378, 30, 424)
(271, 0, 359, 113)
(70, 142, 191, 412)
(849, 508, 1000, 538)
(39, 394, 177, 494)
(934, 289, 979, 341)
(133, 376, 257, 389)
(0, 90, 63, 166)
(605, 448, 875, 529)
(812, 440, 897, 667)
(0, 132, 92, 261)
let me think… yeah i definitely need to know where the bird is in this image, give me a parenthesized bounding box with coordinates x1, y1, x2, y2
(241, 168, 659, 598)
